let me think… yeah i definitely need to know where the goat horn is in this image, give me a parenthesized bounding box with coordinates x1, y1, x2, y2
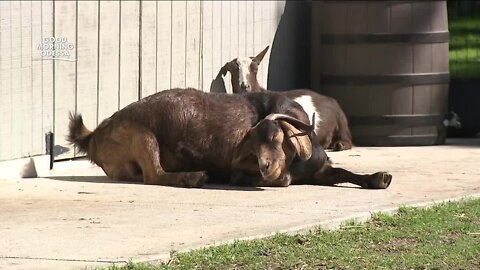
(264, 113, 315, 132)
(252, 46, 270, 64)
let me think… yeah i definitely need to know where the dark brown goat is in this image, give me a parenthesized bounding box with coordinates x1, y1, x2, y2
(221, 46, 353, 151)
(69, 88, 315, 187)
(68, 88, 391, 189)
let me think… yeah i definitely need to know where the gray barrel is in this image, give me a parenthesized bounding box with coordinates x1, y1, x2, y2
(311, 1, 450, 146)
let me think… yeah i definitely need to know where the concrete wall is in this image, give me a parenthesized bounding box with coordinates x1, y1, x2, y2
(0, 0, 286, 162)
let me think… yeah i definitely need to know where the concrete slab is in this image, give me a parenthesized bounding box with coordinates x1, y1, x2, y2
(1, 139, 479, 270)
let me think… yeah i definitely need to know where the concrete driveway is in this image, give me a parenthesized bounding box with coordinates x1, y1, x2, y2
(1, 139, 479, 270)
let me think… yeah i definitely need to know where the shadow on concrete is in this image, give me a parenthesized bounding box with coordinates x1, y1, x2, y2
(205, 184, 363, 191)
(46, 176, 133, 184)
(203, 184, 264, 191)
(53, 145, 70, 157)
(46, 174, 361, 191)
(46, 175, 365, 191)
(45, 176, 265, 191)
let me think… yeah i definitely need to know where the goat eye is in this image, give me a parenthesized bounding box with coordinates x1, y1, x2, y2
(271, 132, 282, 143)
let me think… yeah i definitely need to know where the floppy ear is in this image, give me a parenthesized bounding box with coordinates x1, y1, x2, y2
(278, 120, 312, 160)
(232, 136, 257, 170)
(252, 46, 270, 64)
(220, 62, 230, 76)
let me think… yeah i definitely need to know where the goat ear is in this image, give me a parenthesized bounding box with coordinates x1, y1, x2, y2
(278, 120, 312, 161)
(252, 46, 270, 64)
(232, 136, 255, 168)
(220, 62, 229, 76)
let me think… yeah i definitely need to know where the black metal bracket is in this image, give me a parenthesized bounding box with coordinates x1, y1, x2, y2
(45, 132, 54, 170)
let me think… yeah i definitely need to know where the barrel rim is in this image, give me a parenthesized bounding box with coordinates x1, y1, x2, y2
(320, 32, 449, 44)
(320, 73, 450, 86)
(348, 114, 444, 127)
(352, 134, 442, 146)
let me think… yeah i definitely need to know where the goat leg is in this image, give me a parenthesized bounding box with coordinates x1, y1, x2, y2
(102, 162, 143, 182)
(332, 110, 353, 151)
(312, 165, 392, 189)
(330, 140, 352, 152)
(329, 132, 353, 151)
(133, 131, 207, 188)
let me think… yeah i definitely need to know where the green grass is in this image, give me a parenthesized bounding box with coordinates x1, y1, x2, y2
(449, 16, 480, 78)
(450, 48, 480, 78)
(101, 198, 480, 270)
(449, 16, 480, 31)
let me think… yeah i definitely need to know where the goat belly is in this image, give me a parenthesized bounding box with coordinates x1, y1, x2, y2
(169, 136, 237, 169)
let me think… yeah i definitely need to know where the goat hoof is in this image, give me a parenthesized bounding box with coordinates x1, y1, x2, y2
(181, 172, 208, 188)
(330, 141, 351, 151)
(332, 142, 345, 151)
(331, 141, 352, 151)
(363, 172, 392, 189)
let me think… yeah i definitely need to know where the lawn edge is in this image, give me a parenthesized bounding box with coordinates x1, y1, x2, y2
(127, 192, 480, 267)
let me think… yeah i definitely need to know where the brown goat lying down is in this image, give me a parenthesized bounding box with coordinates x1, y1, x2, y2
(221, 46, 353, 151)
(68, 88, 391, 189)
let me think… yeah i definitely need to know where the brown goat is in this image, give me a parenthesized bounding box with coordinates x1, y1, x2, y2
(69, 88, 318, 187)
(68, 88, 391, 189)
(221, 46, 353, 151)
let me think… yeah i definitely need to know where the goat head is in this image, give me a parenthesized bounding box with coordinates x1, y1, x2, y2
(232, 113, 314, 182)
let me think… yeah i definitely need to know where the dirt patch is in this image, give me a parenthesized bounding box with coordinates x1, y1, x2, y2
(438, 232, 462, 245)
(377, 237, 419, 253)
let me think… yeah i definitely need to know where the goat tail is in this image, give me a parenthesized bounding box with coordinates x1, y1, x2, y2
(67, 112, 93, 155)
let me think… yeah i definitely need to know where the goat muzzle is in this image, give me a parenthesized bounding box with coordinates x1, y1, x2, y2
(259, 158, 270, 174)
(240, 82, 251, 91)
(259, 158, 282, 181)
